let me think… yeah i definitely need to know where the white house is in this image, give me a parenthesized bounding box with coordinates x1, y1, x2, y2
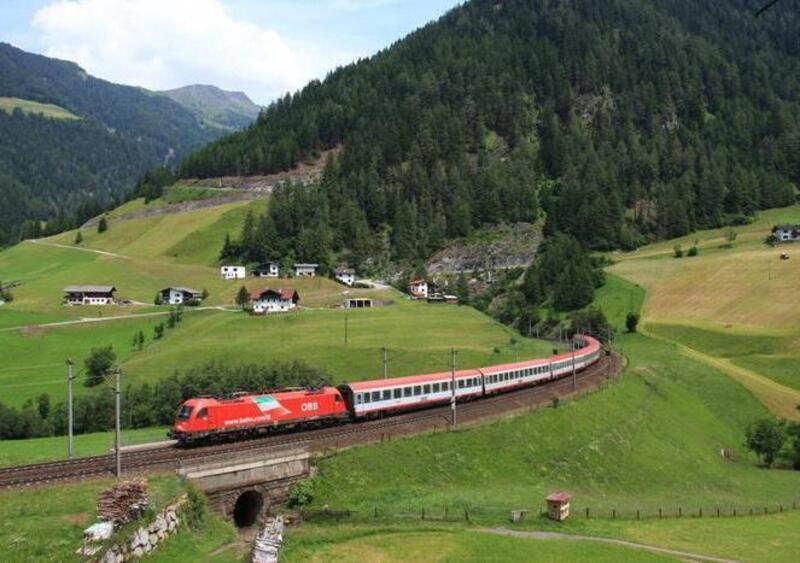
(63, 285, 116, 306)
(334, 268, 356, 286)
(774, 224, 800, 243)
(250, 288, 300, 314)
(159, 287, 202, 305)
(253, 262, 280, 278)
(293, 263, 318, 277)
(408, 279, 429, 299)
(220, 265, 246, 280)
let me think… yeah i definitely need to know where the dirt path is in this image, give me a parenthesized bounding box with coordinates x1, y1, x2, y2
(477, 528, 739, 563)
(27, 239, 128, 259)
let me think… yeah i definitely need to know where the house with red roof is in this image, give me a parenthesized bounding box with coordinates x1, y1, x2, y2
(250, 288, 300, 314)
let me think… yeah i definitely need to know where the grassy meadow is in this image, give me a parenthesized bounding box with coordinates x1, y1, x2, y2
(0, 97, 80, 120)
(609, 204, 800, 419)
(282, 524, 675, 562)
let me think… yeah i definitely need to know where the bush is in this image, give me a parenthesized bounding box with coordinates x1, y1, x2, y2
(745, 418, 785, 467)
(184, 484, 208, 530)
(84, 346, 116, 387)
(673, 244, 684, 258)
(625, 312, 640, 333)
(687, 246, 698, 257)
(97, 217, 108, 233)
(287, 479, 314, 507)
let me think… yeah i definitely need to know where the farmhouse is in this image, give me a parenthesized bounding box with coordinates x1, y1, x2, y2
(773, 224, 800, 243)
(408, 279, 429, 299)
(159, 287, 202, 305)
(294, 263, 318, 277)
(220, 265, 246, 279)
(63, 285, 116, 306)
(334, 268, 356, 286)
(250, 288, 300, 314)
(253, 262, 280, 278)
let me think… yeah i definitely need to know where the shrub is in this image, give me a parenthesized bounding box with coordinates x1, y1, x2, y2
(84, 346, 116, 387)
(97, 217, 108, 233)
(745, 418, 785, 467)
(184, 484, 208, 530)
(625, 312, 640, 333)
(287, 479, 314, 507)
(687, 246, 698, 257)
(673, 244, 684, 258)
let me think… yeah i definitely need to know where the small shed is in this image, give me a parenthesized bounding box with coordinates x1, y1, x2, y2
(545, 491, 571, 521)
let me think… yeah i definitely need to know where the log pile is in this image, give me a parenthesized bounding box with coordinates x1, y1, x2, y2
(96, 480, 149, 525)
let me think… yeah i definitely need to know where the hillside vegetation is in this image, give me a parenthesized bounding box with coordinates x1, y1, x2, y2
(160, 84, 261, 131)
(181, 0, 798, 269)
(0, 42, 220, 245)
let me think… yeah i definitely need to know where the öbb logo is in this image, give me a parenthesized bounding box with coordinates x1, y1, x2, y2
(301, 402, 319, 412)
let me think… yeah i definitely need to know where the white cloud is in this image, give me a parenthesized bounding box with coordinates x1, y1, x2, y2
(32, 0, 350, 104)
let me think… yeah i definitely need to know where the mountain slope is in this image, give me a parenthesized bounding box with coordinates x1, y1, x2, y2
(0, 43, 220, 244)
(160, 84, 261, 131)
(180, 0, 799, 263)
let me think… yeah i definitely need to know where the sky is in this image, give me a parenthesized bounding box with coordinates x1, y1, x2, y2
(0, 0, 461, 105)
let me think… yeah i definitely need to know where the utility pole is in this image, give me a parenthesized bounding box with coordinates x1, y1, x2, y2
(66, 359, 74, 459)
(382, 347, 388, 379)
(114, 368, 122, 478)
(571, 338, 577, 392)
(450, 348, 457, 427)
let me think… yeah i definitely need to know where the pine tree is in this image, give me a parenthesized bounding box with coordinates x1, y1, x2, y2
(74, 231, 83, 245)
(97, 217, 108, 234)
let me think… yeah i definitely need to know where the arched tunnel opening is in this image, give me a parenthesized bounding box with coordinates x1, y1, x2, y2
(233, 490, 264, 528)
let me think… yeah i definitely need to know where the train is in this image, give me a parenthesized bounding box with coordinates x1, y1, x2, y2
(170, 335, 603, 445)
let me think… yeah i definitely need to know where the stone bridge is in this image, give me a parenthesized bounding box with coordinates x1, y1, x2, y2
(177, 446, 311, 528)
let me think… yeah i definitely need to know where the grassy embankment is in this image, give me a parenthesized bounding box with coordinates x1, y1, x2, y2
(609, 204, 800, 419)
(0, 475, 242, 563)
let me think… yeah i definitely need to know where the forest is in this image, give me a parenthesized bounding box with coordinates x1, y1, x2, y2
(182, 0, 799, 263)
(0, 42, 218, 245)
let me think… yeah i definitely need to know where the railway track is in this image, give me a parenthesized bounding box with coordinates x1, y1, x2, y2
(0, 353, 621, 489)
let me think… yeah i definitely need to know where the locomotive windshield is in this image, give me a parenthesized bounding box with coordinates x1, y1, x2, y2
(177, 405, 193, 420)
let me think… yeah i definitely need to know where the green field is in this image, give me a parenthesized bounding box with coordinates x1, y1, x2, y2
(282, 524, 675, 562)
(608, 204, 800, 419)
(0, 97, 80, 120)
(0, 427, 168, 468)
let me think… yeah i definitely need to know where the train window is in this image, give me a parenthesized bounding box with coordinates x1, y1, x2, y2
(404, 387, 412, 397)
(442, 382, 448, 391)
(414, 385, 421, 396)
(177, 405, 193, 420)
(197, 408, 208, 419)
(356, 394, 363, 404)
(433, 383, 440, 393)
(383, 390, 391, 400)
(423, 384, 430, 394)
(393, 388, 402, 399)
(372, 391, 381, 402)
(458, 380, 464, 389)
(364, 393, 371, 403)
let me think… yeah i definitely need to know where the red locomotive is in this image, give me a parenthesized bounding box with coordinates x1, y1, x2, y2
(171, 335, 603, 444)
(170, 387, 348, 444)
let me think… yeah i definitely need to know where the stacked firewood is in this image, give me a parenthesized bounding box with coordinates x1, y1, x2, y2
(96, 479, 150, 525)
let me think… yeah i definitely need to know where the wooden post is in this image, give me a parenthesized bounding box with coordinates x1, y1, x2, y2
(636, 510, 640, 520)
(374, 506, 378, 519)
(464, 508, 469, 522)
(699, 508, 702, 518)
(585, 507, 590, 519)
(678, 507, 682, 518)
(612, 509, 616, 519)
(445, 506, 449, 521)
(658, 508, 662, 519)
